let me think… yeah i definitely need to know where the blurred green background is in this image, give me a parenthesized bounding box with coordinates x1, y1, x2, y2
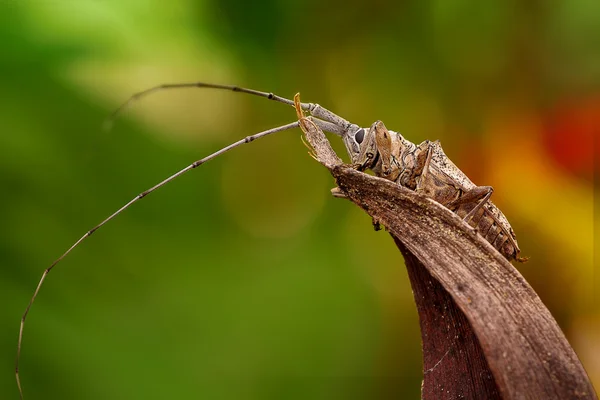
(1, 0, 598, 398)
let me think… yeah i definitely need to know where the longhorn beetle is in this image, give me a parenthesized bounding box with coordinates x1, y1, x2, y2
(16, 83, 524, 399)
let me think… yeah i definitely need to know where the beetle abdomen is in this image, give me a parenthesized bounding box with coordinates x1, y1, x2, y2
(456, 202, 522, 261)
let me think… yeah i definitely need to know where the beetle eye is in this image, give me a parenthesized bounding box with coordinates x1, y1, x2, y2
(355, 128, 365, 144)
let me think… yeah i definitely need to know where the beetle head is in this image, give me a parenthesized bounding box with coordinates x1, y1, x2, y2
(342, 122, 379, 170)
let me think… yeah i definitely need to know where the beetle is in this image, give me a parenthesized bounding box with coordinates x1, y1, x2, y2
(16, 83, 524, 399)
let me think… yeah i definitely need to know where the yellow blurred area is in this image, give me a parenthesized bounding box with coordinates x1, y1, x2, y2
(486, 107, 594, 301)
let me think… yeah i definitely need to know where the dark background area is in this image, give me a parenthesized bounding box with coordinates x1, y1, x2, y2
(1, 0, 598, 398)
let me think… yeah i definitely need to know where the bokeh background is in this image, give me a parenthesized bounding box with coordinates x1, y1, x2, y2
(1, 0, 598, 398)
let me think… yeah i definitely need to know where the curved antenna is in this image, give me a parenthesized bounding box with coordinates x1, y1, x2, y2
(16, 120, 300, 399)
(103, 82, 355, 139)
(104, 82, 302, 131)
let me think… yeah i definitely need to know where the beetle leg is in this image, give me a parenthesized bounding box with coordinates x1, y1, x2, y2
(374, 121, 394, 179)
(372, 217, 382, 231)
(447, 186, 494, 223)
(330, 186, 347, 198)
(352, 123, 379, 171)
(414, 141, 434, 192)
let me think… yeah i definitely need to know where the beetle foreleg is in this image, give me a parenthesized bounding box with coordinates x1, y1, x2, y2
(353, 122, 379, 171)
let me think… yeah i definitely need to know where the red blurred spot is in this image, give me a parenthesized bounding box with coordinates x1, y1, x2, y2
(543, 97, 599, 179)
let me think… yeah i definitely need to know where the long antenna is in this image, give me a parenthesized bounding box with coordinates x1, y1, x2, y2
(16, 120, 300, 399)
(104, 82, 303, 131)
(104, 82, 355, 139)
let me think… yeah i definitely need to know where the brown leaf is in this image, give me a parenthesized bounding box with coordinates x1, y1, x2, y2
(297, 96, 597, 399)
